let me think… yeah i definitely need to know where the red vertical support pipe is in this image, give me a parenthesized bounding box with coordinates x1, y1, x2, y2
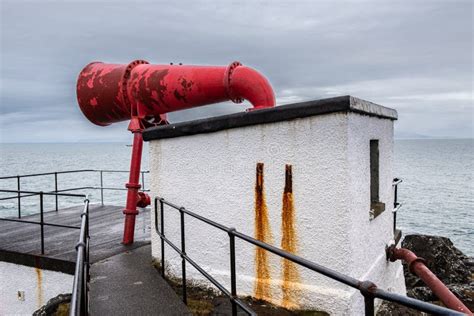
(122, 123, 144, 245)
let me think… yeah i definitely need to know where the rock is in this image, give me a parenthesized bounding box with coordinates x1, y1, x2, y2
(378, 234, 473, 315)
(400, 234, 473, 312)
(401, 234, 472, 288)
(377, 301, 426, 316)
(33, 293, 71, 316)
(407, 283, 474, 311)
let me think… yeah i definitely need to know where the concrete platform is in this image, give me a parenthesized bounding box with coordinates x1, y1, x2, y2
(90, 244, 190, 316)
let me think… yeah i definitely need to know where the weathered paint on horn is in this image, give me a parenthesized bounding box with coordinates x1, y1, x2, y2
(76, 60, 275, 126)
(76, 59, 275, 245)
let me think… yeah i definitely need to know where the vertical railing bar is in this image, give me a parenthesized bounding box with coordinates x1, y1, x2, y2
(394, 182, 398, 208)
(180, 207, 187, 305)
(141, 172, 145, 191)
(40, 191, 44, 255)
(229, 228, 237, 316)
(160, 199, 165, 278)
(54, 172, 58, 211)
(17, 176, 21, 219)
(393, 182, 398, 234)
(364, 296, 375, 316)
(84, 201, 90, 315)
(100, 171, 104, 206)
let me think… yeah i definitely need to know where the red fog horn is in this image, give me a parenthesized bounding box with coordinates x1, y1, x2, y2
(76, 60, 275, 244)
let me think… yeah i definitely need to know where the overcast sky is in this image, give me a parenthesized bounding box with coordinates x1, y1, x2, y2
(0, 0, 472, 142)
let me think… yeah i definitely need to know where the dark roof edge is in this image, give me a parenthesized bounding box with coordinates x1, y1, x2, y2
(0, 249, 75, 275)
(143, 95, 397, 141)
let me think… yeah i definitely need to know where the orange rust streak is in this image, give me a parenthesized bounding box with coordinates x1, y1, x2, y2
(35, 267, 43, 308)
(281, 164, 300, 309)
(254, 162, 273, 300)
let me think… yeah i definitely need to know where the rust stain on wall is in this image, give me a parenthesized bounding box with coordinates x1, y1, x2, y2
(280, 164, 300, 309)
(253, 162, 273, 300)
(35, 267, 43, 308)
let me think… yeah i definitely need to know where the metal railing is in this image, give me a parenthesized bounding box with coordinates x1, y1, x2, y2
(0, 190, 87, 254)
(392, 178, 403, 236)
(0, 169, 148, 316)
(0, 169, 149, 215)
(0, 169, 147, 255)
(154, 194, 463, 316)
(70, 196, 90, 316)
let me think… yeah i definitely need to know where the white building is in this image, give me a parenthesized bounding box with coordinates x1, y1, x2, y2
(144, 95, 406, 315)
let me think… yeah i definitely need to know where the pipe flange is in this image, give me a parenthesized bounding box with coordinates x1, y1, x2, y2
(121, 60, 149, 115)
(408, 257, 427, 274)
(126, 182, 142, 190)
(224, 61, 244, 104)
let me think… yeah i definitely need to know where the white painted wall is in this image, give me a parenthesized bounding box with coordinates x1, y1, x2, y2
(149, 106, 405, 315)
(0, 262, 73, 315)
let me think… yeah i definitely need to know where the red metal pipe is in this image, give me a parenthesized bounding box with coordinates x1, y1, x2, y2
(390, 247, 472, 314)
(76, 60, 275, 126)
(122, 122, 144, 245)
(76, 60, 275, 244)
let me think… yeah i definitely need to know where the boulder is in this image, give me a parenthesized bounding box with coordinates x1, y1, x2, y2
(378, 234, 473, 315)
(402, 234, 472, 288)
(33, 293, 71, 316)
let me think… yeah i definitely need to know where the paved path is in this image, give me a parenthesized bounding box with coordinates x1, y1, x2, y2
(90, 244, 190, 316)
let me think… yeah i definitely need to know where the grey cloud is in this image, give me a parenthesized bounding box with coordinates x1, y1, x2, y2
(0, 0, 472, 142)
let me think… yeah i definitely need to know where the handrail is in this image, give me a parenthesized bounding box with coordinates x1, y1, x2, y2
(70, 196, 90, 316)
(0, 169, 149, 214)
(0, 190, 87, 254)
(155, 196, 464, 316)
(0, 169, 149, 180)
(392, 178, 402, 237)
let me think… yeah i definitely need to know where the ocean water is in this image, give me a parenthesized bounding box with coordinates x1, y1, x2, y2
(0, 139, 472, 255)
(0, 143, 149, 218)
(394, 139, 473, 256)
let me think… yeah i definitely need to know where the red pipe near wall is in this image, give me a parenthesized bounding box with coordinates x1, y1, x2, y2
(390, 247, 472, 315)
(76, 60, 275, 244)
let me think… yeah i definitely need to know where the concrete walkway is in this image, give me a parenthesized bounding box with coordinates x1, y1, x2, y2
(90, 244, 190, 316)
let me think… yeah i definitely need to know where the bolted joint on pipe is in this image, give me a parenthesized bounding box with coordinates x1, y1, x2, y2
(136, 192, 150, 208)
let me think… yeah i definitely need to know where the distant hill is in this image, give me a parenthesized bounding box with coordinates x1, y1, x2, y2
(395, 131, 433, 139)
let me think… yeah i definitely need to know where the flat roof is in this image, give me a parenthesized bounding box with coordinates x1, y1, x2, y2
(143, 95, 397, 141)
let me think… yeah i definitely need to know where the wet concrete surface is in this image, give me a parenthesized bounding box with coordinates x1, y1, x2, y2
(90, 244, 190, 316)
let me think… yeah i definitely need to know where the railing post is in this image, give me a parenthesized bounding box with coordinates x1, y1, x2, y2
(160, 199, 165, 278)
(40, 191, 44, 255)
(228, 228, 237, 316)
(54, 172, 58, 212)
(17, 176, 21, 219)
(179, 207, 187, 305)
(394, 182, 398, 209)
(141, 172, 145, 191)
(364, 296, 374, 316)
(360, 281, 376, 316)
(84, 200, 90, 315)
(393, 179, 399, 235)
(100, 171, 104, 206)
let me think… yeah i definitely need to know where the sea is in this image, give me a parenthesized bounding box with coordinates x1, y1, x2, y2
(0, 139, 472, 256)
